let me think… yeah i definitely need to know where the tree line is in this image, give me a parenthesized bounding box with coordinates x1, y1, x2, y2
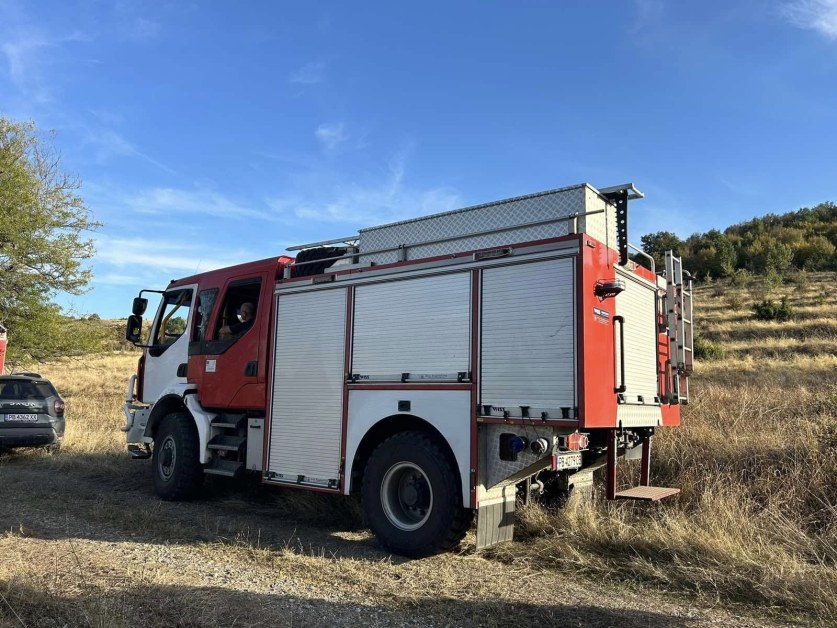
(639, 202, 837, 279)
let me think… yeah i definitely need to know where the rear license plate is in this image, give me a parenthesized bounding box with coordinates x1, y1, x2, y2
(4, 414, 38, 422)
(554, 452, 583, 470)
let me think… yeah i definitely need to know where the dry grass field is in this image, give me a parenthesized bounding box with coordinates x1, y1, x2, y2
(1, 274, 835, 626)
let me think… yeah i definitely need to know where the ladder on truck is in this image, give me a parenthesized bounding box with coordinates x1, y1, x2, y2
(665, 251, 694, 404)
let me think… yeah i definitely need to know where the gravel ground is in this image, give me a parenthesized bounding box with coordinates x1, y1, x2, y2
(0, 451, 798, 628)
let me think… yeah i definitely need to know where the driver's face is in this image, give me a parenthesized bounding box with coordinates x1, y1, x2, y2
(241, 306, 253, 320)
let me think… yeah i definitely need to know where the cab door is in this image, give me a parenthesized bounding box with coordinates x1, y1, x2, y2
(190, 273, 267, 410)
(142, 286, 195, 403)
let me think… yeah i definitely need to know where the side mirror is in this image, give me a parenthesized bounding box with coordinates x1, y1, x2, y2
(132, 297, 148, 316)
(126, 314, 143, 344)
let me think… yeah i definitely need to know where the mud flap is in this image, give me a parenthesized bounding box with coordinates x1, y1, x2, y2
(475, 482, 516, 550)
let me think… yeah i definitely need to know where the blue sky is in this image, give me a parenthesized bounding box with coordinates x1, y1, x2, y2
(1, 0, 836, 318)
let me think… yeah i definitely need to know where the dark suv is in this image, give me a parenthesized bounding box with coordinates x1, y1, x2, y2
(0, 373, 65, 452)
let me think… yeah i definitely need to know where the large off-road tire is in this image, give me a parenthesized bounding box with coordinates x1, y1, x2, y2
(362, 431, 473, 558)
(152, 412, 203, 500)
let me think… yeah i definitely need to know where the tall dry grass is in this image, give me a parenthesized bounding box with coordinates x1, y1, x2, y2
(4, 277, 836, 623)
(490, 274, 837, 622)
(38, 353, 138, 458)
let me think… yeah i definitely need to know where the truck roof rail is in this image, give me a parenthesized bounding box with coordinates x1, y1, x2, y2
(285, 235, 359, 252)
(596, 183, 644, 200)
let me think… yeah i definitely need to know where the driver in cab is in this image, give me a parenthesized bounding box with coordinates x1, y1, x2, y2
(219, 302, 255, 339)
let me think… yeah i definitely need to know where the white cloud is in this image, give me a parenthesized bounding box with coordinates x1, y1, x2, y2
(782, 0, 837, 39)
(131, 17, 161, 41)
(630, 0, 665, 34)
(267, 148, 462, 225)
(1, 35, 53, 102)
(289, 61, 325, 85)
(315, 122, 348, 151)
(101, 185, 279, 222)
(95, 235, 250, 274)
(83, 127, 176, 174)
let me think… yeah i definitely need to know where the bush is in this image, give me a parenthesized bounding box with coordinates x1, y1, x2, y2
(730, 268, 753, 288)
(694, 332, 726, 360)
(787, 269, 811, 292)
(724, 292, 745, 311)
(753, 296, 795, 322)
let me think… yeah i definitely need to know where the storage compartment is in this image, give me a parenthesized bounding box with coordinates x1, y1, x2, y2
(479, 257, 577, 418)
(267, 287, 347, 488)
(351, 272, 471, 381)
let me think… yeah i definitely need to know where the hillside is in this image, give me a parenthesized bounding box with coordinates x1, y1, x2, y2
(640, 201, 837, 279)
(0, 273, 835, 625)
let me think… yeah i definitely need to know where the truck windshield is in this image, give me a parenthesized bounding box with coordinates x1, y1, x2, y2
(153, 289, 193, 346)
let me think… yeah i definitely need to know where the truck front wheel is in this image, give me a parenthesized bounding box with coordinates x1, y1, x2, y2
(361, 431, 472, 557)
(152, 412, 203, 500)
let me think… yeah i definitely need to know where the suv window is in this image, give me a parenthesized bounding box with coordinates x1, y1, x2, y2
(0, 380, 54, 399)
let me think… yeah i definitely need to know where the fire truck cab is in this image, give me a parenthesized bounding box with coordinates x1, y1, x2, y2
(123, 182, 693, 557)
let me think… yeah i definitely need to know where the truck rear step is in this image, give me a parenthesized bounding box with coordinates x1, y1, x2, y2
(615, 486, 680, 501)
(606, 430, 679, 502)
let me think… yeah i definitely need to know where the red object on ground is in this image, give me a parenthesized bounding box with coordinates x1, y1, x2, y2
(0, 324, 6, 375)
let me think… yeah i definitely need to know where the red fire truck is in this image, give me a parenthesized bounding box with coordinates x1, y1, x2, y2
(123, 182, 693, 556)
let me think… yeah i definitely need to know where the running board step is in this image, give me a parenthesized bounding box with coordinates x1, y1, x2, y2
(203, 458, 244, 477)
(127, 443, 151, 459)
(211, 413, 246, 430)
(207, 434, 246, 452)
(615, 486, 680, 501)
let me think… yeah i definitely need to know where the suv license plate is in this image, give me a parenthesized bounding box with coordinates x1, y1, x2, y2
(4, 414, 38, 422)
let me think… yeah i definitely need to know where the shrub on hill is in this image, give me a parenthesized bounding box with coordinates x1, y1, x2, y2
(753, 296, 795, 322)
(693, 331, 726, 360)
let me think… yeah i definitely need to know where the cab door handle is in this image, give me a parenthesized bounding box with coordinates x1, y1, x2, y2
(244, 361, 257, 377)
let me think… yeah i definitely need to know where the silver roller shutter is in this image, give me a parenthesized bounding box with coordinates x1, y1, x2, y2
(615, 272, 659, 405)
(480, 257, 576, 416)
(352, 273, 471, 379)
(268, 287, 346, 487)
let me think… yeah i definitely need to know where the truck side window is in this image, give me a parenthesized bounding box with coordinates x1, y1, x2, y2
(153, 289, 193, 347)
(192, 288, 219, 342)
(214, 278, 262, 342)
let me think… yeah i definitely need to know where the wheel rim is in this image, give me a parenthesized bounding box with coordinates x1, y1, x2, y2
(380, 461, 433, 531)
(159, 435, 176, 481)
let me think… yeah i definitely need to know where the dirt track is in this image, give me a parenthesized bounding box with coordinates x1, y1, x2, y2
(0, 450, 789, 628)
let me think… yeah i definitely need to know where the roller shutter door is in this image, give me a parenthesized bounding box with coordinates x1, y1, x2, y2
(268, 287, 346, 488)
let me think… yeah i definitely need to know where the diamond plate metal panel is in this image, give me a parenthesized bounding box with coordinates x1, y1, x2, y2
(358, 184, 611, 265)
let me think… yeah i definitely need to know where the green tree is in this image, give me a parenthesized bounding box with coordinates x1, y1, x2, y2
(683, 230, 737, 279)
(795, 235, 836, 271)
(640, 231, 684, 269)
(748, 234, 794, 273)
(0, 118, 102, 364)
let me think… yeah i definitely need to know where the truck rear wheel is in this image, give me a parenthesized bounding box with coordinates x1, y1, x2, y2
(152, 412, 203, 500)
(362, 431, 472, 557)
